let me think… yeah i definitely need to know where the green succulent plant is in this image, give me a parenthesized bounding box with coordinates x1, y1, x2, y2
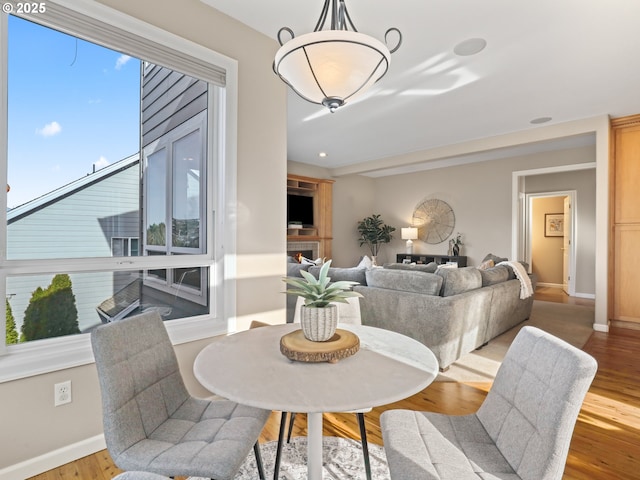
(283, 260, 363, 308)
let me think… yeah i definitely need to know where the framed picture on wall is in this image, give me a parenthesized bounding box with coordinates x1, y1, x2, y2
(545, 213, 564, 237)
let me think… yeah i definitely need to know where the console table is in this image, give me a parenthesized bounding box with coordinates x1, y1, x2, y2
(397, 253, 467, 267)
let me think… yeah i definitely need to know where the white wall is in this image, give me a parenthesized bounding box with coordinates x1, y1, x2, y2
(0, 0, 287, 476)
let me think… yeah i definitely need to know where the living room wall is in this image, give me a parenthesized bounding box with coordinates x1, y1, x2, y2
(0, 0, 287, 477)
(289, 145, 596, 296)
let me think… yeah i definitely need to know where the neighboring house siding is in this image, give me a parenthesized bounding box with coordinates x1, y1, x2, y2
(6, 160, 140, 335)
(142, 64, 207, 147)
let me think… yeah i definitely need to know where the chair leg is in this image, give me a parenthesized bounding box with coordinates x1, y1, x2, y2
(356, 412, 372, 480)
(254, 441, 266, 480)
(274, 411, 289, 480)
(286, 412, 297, 443)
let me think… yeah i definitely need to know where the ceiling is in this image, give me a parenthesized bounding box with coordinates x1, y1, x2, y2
(200, 0, 640, 175)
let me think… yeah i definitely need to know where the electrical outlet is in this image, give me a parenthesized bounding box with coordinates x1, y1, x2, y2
(54, 380, 72, 406)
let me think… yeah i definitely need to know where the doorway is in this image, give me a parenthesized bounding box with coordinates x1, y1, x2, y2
(525, 191, 576, 296)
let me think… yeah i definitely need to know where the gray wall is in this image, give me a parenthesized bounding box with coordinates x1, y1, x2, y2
(290, 145, 596, 292)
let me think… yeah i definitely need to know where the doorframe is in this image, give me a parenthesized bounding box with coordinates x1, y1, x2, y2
(525, 190, 577, 296)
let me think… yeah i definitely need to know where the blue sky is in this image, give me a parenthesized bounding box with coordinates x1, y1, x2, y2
(7, 15, 140, 208)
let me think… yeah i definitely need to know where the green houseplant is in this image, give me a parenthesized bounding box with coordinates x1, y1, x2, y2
(283, 260, 362, 341)
(357, 214, 396, 264)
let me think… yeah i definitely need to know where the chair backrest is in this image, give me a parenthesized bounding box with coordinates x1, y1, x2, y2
(91, 311, 190, 458)
(477, 326, 597, 480)
(293, 296, 362, 325)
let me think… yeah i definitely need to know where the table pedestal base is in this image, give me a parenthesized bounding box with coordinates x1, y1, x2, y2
(307, 412, 323, 480)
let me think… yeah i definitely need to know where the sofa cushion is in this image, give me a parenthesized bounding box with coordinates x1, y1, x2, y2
(479, 265, 510, 286)
(365, 268, 442, 296)
(287, 262, 312, 277)
(436, 266, 482, 297)
(383, 262, 438, 273)
(308, 265, 367, 286)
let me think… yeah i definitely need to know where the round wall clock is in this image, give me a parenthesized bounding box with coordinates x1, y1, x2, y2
(411, 198, 455, 244)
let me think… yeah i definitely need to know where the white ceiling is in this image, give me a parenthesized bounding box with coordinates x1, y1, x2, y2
(201, 0, 640, 174)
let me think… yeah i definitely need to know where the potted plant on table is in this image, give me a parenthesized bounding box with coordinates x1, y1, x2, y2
(357, 214, 396, 265)
(283, 260, 362, 342)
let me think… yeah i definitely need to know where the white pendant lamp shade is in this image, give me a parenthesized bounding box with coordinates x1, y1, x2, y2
(275, 30, 391, 112)
(274, 0, 401, 113)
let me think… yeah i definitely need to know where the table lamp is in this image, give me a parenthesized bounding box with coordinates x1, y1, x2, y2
(401, 227, 418, 254)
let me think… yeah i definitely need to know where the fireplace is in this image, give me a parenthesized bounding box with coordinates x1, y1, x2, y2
(287, 241, 319, 261)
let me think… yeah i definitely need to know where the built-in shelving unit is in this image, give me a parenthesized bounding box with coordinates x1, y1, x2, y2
(287, 174, 334, 259)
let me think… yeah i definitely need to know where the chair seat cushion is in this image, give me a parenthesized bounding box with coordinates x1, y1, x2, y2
(381, 409, 520, 480)
(116, 398, 270, 480)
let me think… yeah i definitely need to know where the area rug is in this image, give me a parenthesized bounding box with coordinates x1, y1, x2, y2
(188, 436, 389, 480)
(436, 300, 595, 383)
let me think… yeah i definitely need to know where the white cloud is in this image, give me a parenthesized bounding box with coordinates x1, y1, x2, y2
(94, 156, 110, 170)
(35, 121, 62, 138)
(115, 54, 131, 70)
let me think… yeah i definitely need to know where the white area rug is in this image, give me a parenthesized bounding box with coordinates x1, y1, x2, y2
(437, 300, 595, 383)
(189, 436, 389, 480)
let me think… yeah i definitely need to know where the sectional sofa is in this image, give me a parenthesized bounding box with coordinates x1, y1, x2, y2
(285, 258, 535, 370)
(353, 264, 536, 369)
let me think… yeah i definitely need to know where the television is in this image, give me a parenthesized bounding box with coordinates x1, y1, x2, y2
(287, 194, 314, 227)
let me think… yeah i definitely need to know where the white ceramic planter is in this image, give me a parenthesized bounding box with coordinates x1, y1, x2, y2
(300, 304, 338, 341)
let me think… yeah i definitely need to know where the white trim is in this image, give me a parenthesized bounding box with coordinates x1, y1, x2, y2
(0, 434, 106, 480)
(593, 322, 609, 333)
(574, 292, 596, 300)
(525, 190, 577, 296)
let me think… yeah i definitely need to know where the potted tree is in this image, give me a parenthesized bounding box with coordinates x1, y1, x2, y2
(357, 214, 396, 265)
(283, 260, 362, 341)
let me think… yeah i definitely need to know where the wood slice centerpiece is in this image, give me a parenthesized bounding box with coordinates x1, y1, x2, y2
(280, 328, 360, 363)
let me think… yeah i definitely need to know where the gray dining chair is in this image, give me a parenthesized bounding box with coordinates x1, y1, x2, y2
(92, 311, 270, 480)
(380, 326, 597, 480)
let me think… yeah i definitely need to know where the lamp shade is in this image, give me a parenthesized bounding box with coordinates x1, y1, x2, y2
(401, 227, 418, 240)
(274, 30, 391, 111)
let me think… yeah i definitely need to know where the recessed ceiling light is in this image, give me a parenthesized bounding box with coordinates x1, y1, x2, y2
(453, 38, 487, 56)
(530, 117, 552, 125)
(318, 152, 328, 158)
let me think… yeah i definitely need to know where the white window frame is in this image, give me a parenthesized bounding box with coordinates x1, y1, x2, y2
(0, 0, 238, 383)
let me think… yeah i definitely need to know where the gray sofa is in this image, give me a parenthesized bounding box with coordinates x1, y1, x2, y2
(353, 264, 536, 370)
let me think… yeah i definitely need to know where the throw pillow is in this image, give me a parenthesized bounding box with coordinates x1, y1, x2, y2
(483, 253, 508, 264)
(357, 255, 374, 269)
(477, 259, 495, 270)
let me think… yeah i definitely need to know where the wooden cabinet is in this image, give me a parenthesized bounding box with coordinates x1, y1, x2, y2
(610, 114, 640, 326)
(287, 174, 334, 259)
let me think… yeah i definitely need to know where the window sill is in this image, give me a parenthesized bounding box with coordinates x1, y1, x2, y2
(0, 316, 227, 384)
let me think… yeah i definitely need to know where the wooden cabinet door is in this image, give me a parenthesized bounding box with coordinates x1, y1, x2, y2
(613, 225, 640, 323)
(614, 124, 640, 224)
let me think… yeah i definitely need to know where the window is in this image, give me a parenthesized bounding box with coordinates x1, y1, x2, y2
(112, 237, 140, 257)
(0, 1, 238, 382)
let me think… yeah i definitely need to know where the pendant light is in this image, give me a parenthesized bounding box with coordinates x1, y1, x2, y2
(274, 0, 402, 113)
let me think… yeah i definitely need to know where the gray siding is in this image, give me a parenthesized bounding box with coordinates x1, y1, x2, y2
(142, 64, 207, 147)
(6, 162, 140, 334)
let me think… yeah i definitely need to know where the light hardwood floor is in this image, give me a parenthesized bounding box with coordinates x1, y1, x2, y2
(30, 289, 640, 480)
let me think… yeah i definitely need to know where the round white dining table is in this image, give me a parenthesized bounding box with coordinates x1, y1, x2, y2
(193, 323, 438, 480)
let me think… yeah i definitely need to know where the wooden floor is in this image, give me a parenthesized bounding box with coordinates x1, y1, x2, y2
(31, 289, 640, 480)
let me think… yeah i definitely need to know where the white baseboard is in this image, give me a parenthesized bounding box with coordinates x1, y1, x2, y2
(593, 322, 610, 333)
(574, 292, 596, 299)
(0, 434, 106, 480)
(536, 282, 563, 288)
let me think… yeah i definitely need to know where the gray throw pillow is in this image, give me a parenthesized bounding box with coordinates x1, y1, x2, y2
(483, 253, 509, 264)
(308, 266, 367, 286)
(436, 267, 482, 296)
(479, 265, 510, 286)
(287, 263, 312, 277)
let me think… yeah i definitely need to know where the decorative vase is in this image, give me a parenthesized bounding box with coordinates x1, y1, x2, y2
(371, 256, 378, 266)
(452, 244, 460, 256)
(300, 304, 338, 342)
